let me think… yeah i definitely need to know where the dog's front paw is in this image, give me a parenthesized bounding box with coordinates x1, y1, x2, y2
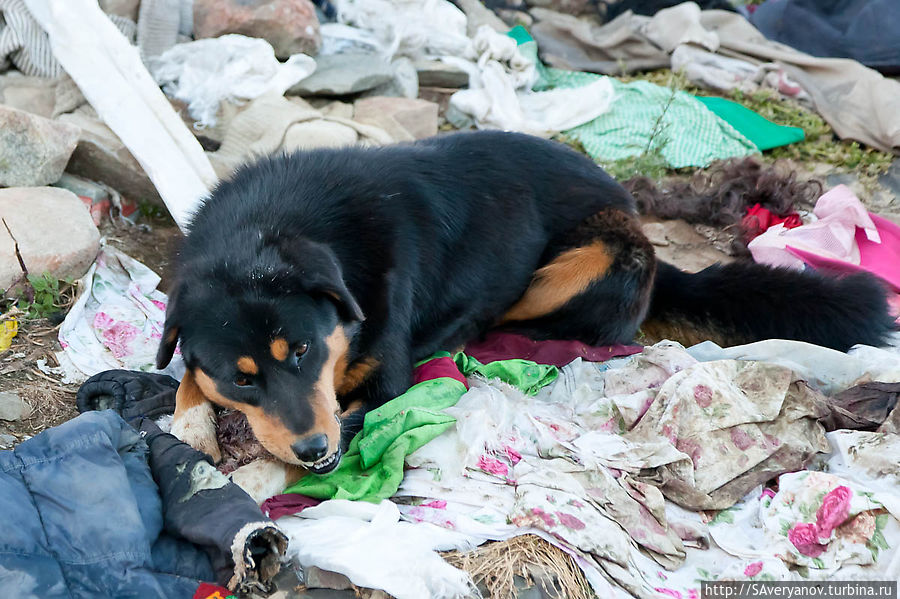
(171, 403, 222, 463)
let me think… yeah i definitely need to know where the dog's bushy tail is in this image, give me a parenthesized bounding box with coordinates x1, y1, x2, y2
(645, 260, 897, 352)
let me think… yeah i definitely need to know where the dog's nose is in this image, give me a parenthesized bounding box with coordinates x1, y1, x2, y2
(292, 434, 329, 463)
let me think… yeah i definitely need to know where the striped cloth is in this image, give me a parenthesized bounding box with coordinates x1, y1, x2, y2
(0, 0, 141, 78)
(514, 26, 758, 169)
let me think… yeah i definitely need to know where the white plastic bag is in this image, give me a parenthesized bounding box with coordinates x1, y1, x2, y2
(279, 499, 477, 599)
(151, 34, 316, 127)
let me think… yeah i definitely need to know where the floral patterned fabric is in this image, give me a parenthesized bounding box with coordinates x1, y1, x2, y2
(57, 245, 184, 383)
(394, 342, 900, 598)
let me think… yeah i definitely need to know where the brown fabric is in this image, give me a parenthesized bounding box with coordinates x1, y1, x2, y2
(626, 359, 831, 511)
(530, 8, 669, 75)
(823, 382, 900, 432)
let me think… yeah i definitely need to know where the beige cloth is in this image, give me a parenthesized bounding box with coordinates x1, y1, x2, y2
(209, 93, 393, 179)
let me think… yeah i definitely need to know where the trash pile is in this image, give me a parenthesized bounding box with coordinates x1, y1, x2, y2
(0, 0, 899, 598)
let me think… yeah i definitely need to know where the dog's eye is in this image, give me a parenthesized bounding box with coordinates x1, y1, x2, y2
(234, 375, 254, 388)
(295, 343, 309, 359)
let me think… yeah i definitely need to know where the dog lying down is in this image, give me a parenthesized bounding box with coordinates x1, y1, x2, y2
(158, 131, 895, 495)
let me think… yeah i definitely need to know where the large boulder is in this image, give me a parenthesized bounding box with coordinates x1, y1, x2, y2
(57, 111, 162, 205)
(193, 0, 321, 59)
(0, 187, 100, 291)
(0, 106, 80, 187)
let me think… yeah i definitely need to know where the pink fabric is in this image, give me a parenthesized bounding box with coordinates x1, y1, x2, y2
(412, 355, 468, 388)
(261, 493, 322, 520)
(465, 331, 642, 367)
(749, 185, 900, 292)
(748, 185, 879, 269)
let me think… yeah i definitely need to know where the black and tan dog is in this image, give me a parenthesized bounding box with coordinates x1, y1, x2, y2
(157, 131, 895, 474)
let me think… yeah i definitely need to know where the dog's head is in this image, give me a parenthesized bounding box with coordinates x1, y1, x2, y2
(156, 238, 364, 474)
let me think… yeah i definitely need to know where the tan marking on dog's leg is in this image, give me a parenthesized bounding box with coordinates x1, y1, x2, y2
(229, 459, 306, 505)
(236, 356, 258, 375)
(270, 338, 289, 361)
(172, 370, 222, 463)
(502, 241, 615, 323)
(336, 356, 379, 396)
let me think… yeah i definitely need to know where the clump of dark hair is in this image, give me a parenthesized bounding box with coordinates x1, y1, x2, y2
(625, 158, 823, 255)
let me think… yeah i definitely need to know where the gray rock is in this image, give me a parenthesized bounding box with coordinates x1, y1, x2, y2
(525, 0, 590, 15)
(0, 187, 101, 291)
(825, 172, 858, 189)
(303, 567, 353, 591)
(57, 111, 162, 205)
(289, 53, 393, 97)
(0, 391, 31, 421)
(0, 433, 16, 447)
(52, 173, 110, 204)
(0, 73, 58, 118)
(0, 106, 80, 187)
(878, 158, 900, 198)
(414, 59, 470, 88)
(362, 57, 419, 99)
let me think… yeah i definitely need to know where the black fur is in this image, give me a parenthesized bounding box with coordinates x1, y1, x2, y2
(650, 261, 896, 351)
(157, 131, 895, 463)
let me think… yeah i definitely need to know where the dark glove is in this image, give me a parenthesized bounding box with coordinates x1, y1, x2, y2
(76, 370, 179, 428)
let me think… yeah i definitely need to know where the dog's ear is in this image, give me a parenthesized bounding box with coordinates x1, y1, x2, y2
(280, 239, 365, 323)
(156, 285, 181, 369)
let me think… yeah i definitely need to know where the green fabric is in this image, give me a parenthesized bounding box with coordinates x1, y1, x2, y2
(454, 353, 558, 395)
(283, 354, 558, 502)
(510, 26, 759, 168)
(696, 96, 805, 151)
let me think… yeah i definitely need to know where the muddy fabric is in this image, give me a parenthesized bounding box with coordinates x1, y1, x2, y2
(627, 359, 831, 510)
(824, 382, 900, 432)
(530, 8, 669, 75)
(141, 420, 287, 593)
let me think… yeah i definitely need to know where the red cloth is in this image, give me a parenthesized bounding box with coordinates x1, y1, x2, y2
(412, 355, 468, 388)
(465, 331, 642, 368)
(260, 493, 322, 520)
(742, 204, 802, 242)
(193, 582, 235, 599)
